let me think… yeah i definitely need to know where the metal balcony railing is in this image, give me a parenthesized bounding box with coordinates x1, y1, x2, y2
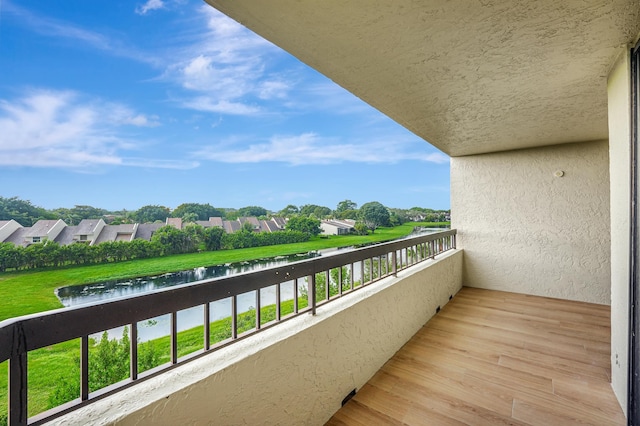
(0, 230, 456, 426)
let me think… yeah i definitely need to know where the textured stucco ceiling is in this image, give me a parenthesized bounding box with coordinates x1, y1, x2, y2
(205, 1, 640, 157)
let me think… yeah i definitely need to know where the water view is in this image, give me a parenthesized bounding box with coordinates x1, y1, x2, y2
(55, 229, 442, 341)
(56, 250, 332, 341)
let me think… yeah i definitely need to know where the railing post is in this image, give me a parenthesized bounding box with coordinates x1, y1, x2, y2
(9, 325, 27, 426)
(392, 250, 397, 276)
(309, 274, 316, 315)
(350, 263, 354, 290)
(130, 324, 138, 380)
(231, 295, 238, 339)
(325, 271, 330, 300)
(204, 303, 211, 350)
(170, 312, 177, 364)
(276, 283, 281, 321)
(81, 335, 89, 400)
(256, 290, 261, 330)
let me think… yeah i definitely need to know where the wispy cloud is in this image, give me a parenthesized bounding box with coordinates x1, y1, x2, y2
(0, 89, 196, 170)
(2, 1, 158, 65)
(163, 6, 292, 115)
(135, 0, 165, 15)
(192, 133, 449, 165)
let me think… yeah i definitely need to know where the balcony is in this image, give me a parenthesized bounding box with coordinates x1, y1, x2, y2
(2, 231, 462, 425)
(1, 227, 624, 425)
(326, 287, 624, 425)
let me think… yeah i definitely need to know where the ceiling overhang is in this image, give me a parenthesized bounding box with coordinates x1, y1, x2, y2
(205, 1, 640, 157)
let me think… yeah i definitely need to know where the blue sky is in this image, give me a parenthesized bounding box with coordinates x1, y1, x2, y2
(0, 0, 450, 213)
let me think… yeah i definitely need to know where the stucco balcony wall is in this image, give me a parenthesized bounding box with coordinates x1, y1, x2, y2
(451, 140, 611, 305)
(51, 249, 463, 426)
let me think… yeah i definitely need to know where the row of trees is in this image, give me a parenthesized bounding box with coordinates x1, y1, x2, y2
(0, 196, 449, 228)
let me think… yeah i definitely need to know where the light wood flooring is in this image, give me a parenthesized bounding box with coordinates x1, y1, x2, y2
(326, 287, 625, 425)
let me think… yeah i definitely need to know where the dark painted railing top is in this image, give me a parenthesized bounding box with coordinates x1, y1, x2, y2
(1, 229, 456, 426)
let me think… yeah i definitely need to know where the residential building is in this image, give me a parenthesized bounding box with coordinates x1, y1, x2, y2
(133, 223, 163, 242)
(94, 224, 137, 244)
(23, 219, 66, 245)
(165, 217, 183, 230)
(0, 220, 21, 243)
(72, 219, 106, 245)
(320, 219, 355, 235)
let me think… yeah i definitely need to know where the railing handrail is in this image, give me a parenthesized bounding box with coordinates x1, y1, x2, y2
(1, 229, 456, 425)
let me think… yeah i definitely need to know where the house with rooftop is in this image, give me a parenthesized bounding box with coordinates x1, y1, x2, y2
(3, 1, 640, 425)
(22, 219, 66, 245)
(238, 216, 261, 232)
(53, 225, 80, 246)
(133, 223, 163, 242)
(72, 219, 106, 245)
(94, 224, 138, 244)
(165, 217, 183, 230)
(0, 220, 22, 243)
(320, 219, 356, 236)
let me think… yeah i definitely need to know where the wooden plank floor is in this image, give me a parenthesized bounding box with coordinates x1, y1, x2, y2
(326, 287, 625, 426)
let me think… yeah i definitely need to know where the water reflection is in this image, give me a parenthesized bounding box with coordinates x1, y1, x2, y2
(56, 252, 319, 307)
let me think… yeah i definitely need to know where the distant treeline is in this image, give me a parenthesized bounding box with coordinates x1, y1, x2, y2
(0, 196, 449, 227)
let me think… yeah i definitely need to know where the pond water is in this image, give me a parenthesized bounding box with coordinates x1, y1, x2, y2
(56, 250, 334, 341)
(56, 228, 444, 341)
(56, 251, 323, 308)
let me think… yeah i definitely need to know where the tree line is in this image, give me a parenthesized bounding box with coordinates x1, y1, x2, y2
(0, 196, 449, 228)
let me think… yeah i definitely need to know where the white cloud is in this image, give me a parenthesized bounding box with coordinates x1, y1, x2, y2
(192, 133, 450, 166)
(135, 0, 165, 15)
(163, 6, 291, 115)
(182, 97, 260, 115)
(4, 1, 158, 65)
(0, 89, 194, 170)
(258, 80, 290, 100)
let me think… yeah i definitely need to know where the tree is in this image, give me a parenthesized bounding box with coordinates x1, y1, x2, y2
(335, 199, 357, 213)
(151, 225, 198, 254)
(336, 209, 359, 220)
(133, 205, 171, 223)
(354, 222, 369, 235)
(237, 206, 268, 217)
(181, 212, 199, 224)
(278, 204, 299, 217)
(0, 196, 55, 226)
(202, 227, 224, 251)
(0, 242, 22, 271)
(48, 327, 159, 409)
(171, 203, 223, 221)
(359, 202, 390, 232)
(286, 216, 321, 236)
(299, 204, 331, 218)
(241, 221, 255, 232)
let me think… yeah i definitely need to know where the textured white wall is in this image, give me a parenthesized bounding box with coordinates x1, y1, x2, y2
(51, 250, 463, 426)
(451, 141, 610, 304)
(608, 49, 631, 416)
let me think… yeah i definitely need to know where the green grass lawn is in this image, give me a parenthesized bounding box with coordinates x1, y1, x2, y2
(0, 222, 448, 422)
